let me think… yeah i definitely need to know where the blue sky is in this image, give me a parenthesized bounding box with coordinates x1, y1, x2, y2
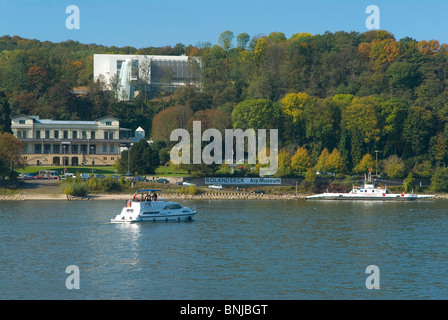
(0, 0, 447, 48)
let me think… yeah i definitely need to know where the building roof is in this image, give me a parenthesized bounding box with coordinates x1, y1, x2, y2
(37, 119, 97, 125)
(12, 115, 119, 125)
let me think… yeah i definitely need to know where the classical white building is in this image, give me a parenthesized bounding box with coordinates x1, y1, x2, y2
(11, 115, 133, 166)
(93, 54, 202, 101)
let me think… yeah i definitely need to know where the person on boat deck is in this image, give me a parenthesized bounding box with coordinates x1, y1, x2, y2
(153, 192, 158, 201)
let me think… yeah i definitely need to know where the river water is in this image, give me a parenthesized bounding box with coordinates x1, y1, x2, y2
(0, 199, 447, 299)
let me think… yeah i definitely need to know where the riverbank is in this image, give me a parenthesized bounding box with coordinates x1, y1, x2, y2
(2, 191, 447, 201)
(0, 191, 310, 201)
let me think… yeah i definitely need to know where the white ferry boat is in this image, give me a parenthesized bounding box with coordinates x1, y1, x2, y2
(306, 173, 434, 201)
(111, 189, 197, 223)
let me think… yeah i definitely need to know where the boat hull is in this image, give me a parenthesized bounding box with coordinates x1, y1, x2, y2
(111, 212, 196, 223)
(306, 194, 434, 201)
(110, 193, 197, 223)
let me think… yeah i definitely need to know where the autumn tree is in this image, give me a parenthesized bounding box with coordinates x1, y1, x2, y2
(0, 132, 24, 171)
(151, 105, 193, 145)
(291, 146, 312, 175)
(326, 148, 346, 173)
(187, 109, 231, 135)
(353, 154, 376, 174)
(275, 149, 292, 177)
(315, 148, 330, 173)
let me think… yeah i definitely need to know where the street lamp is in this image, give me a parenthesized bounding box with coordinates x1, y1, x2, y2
(63, 145, 66, 174)
(91, 146, 95, 175)
(375, 150, 379, 177)
(127, 148, 130, 176)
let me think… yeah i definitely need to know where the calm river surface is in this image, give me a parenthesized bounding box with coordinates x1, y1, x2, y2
(1, 199, 447, 299)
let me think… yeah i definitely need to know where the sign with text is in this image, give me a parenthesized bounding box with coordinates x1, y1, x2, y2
(205, 177, 281, 185)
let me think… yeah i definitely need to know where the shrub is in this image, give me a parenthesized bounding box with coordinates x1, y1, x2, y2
(88, 177, 123, 193)
(63, 182, 88, 197)
(430, 166, 448, 192)
(177, 185, 202, 195)
(382, 155, 405, 178)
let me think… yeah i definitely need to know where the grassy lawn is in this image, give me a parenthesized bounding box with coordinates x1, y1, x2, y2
(154, 165, 187, 177)
(0, 188, 21, 195)
(17, 165, 188, 177)
(17, 166, 119, 175)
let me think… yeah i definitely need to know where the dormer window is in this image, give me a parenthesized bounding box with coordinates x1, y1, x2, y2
(19, 120, 26, 124)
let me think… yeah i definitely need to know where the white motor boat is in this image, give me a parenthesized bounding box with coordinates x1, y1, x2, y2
(111, 189, 197, 223)
(306, 172, 435, 201)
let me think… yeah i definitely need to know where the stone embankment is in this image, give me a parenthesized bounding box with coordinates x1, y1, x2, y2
(162, 192, 308, 200)
(1, 191, 445, 201)
(0, 193, 25, 201)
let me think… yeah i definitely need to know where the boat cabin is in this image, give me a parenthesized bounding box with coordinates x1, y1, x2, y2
(351, 184, 389, 194)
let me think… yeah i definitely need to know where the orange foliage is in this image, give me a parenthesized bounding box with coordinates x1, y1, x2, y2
(369, 39, 400, 63)
(73, 60, 83, 68)
(358, 43, 371, 58)
(416, 40, 447, 55)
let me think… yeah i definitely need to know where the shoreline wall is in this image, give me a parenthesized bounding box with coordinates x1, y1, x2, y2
(2, 191, 447, 201)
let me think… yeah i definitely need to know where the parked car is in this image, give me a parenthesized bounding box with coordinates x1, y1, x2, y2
(20, 173, 37, 180)
(208, 184, 223, 190)
(61, 173, 75, 179)
(110, 175, 119, 180)
(94, 174, 105, 179)
(80, 173, 90, 180)
(252, 189, 265, 194)
(183, 182, 196, 187)
(176, 181, 184, 185)
(154, 178, 169, 183)
(134, 176, 147, 182)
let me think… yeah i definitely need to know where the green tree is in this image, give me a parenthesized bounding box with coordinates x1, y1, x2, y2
(403, 105, 434, 157)
(218, 30, 234, 53)
(280, 92, 310, 124)
(429, 133, 448, 166)
(430, 166, 448, 192)
(403, 172, 415, 192)
(342, 97, 380, 147)
(0, 91, 11, 132)
(305, 167, 316, 184)
(116, 140, 159, 175)
(236, 33, 250, 49)
(232, 99, 280, 130)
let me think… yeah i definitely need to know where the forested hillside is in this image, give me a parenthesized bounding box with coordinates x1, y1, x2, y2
(1, 30, 448, 180)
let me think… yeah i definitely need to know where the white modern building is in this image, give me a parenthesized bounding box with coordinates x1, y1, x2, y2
(93, 54, 202, 101)
(11, 115, 133, 166)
